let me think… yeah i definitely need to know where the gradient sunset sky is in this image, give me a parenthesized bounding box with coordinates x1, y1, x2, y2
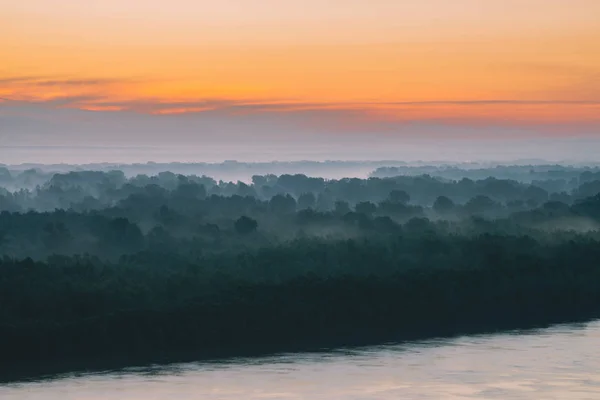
(1, 0, 599, 160)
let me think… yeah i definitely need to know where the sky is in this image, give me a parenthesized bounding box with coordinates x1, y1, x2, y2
(1, 0, 600, 162)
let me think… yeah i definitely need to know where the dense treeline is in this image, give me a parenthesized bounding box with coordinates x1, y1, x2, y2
(1, 167, 600, 260)
(1, 161, 406, 188)
(372, 164, 600, 184)
(2, 234, 600, 375)
(1, 164, 600, 377)
(4, 162, 599, 189)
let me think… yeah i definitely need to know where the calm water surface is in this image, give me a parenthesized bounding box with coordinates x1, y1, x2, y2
(2, 321, 600, 399)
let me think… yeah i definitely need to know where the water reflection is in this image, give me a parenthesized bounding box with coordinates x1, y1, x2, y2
(2, 321, 600, 399)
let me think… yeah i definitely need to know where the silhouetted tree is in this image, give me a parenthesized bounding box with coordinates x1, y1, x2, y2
(334, 200, 351, 216)
(355, 201, 376, 215)
(298, 193, 316, 210)
(235, 216, 258, 235)
(389, 189, 410, 204)
(433, 196, 455, 214)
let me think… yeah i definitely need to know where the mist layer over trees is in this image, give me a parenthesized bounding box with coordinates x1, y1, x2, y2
(1, 163, 600, 378)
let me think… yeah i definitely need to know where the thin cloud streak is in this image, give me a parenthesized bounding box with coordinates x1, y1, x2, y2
(0, 76, 50, 84)
(0, 76, 136, 86)
(2, 97, 599, 137)
(2, 74, 599, 129)
(2, 96, 599, 127)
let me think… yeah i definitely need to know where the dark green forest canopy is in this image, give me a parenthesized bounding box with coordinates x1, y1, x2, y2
(1, 165, 600, 259)
(1, 163, 600, 377)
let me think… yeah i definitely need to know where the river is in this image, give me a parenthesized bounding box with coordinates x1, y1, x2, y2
(2, 320, 600, 399)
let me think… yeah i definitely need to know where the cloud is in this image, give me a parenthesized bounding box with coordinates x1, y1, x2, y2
(61, 97, 600, 116)
(0, 75, 138, 108)
(0, 76, 48, 84)
(380, 100, 600, 106)
(2, 73, 598, 121)
(2, 73, 599, 138)
(34, 79, 120, 87)
(41, 95, 106, 107)
(0, 76, 128, 87)
(2, 96, 598, 138)
(2, 95, 599, 127)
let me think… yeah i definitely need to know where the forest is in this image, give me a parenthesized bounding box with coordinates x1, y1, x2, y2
(1, 163, 600, 377)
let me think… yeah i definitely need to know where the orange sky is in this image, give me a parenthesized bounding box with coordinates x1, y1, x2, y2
(1, 0, 600, 129)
